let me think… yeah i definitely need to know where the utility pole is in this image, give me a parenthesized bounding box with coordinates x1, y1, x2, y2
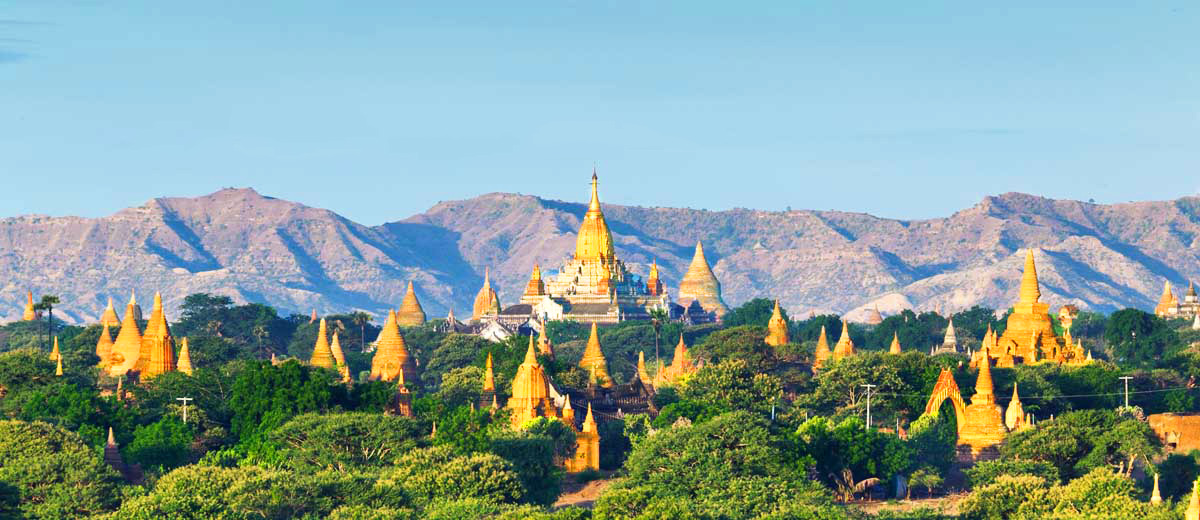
(861, 384, 877, 430)
(176, 397, 194, 424)
(1119, 376, 1133, 409)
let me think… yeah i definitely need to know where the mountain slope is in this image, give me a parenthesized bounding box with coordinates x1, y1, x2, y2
(2, 188, 1197, 323)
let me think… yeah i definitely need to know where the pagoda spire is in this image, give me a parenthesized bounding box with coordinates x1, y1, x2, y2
(100, 297, 120, 328)
(310, 318, 336, 368)
(677, 240, 729, 318)
(369, 310, 417, 383)
(1150, 473, 1162, 505)
(582, 402, 597, 434)
(889, 332, 902, 354)
(833, 320, 856, 361)
(177, 337, 194, 375)
(1188, 479, 1200, 520)
(96, 323, 114, 369)
(483, 351, 496, 393)
(103, 427, 127, 477)
(523, 264, 546, 298)
(49, 336, 61, 361)
(22, 290, 35, 321)
(1005, 383, 1025, 430)
(397, 281, 427, 326)
(973, 352, 996, 406)
(637, 351, 650, 384)
(108, 298, 144, 377)
(472, 268, 502, 321)
(141, 291, 177, 378)
(813, 325, 832, 369)
(330, 331, 347, 367)
(1018, 248, 1041, 304)
(764, 299, 789, 346)
(579, 322, 613, 387)
(55, 355, 63, 376)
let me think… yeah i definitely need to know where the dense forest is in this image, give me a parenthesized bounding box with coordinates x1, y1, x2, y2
(0, 294, 1198, 519)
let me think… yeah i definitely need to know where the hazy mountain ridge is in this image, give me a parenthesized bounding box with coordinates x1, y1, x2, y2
(1, 188, 1196, 324)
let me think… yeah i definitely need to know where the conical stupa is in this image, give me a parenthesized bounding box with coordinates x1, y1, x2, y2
(397, 281, 427, 326)
(579, 323, 614, 388)
(472, 268, 501, 321)
(676, 241, 729, 319)
(100, 297, 120, 328)
(96, 324, 114, 369)
(140, 292, 176, 379)
(310, 318, 336, 369)
(813, 325, 832, 370)
(833, 321, 856, 361)
(108, 300, 144, 377)
(369, 311, 418, 383)
(22, 290, 35, 321)
(764, 300, 789, 346)
(177, 337, 194, 375)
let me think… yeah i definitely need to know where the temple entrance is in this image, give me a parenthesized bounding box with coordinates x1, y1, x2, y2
(923, 369, 966, 435)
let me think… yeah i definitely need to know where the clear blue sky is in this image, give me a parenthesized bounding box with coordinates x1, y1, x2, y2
(2, 2, 1197, 224)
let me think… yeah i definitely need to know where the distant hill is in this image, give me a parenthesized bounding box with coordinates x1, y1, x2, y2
(2, 187, 1197, 324)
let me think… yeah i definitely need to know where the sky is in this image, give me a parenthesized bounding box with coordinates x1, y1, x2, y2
(1, 2, 1197, 225)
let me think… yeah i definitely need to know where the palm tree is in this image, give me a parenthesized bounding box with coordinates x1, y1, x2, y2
(252, 324, 270, 357)
(350, 312, 372, 352)
(649, 308, 668, 366)
(33, 295, 60, 351)
(831, 468, 880, 503)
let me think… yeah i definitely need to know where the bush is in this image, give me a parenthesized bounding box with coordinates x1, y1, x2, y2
(268, 412, 426, 471)
(382, 446, 525, 507)
(0, 420, 124, 518)
(959, 474, 1050, 520)
(966, 459, 1060, 489)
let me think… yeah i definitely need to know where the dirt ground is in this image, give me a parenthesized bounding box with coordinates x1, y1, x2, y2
(854, 493, 968, 516)
(553, 474, 617, 509)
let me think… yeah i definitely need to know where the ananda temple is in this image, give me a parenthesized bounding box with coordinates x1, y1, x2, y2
(468, 171, 729, 329)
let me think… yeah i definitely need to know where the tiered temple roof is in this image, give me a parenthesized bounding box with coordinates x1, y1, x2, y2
(676, 241, 729, 319)
(580, 323, 614, 388)
(141, 292, 176, 379)
(764, 300, 789, 346)
(832, 321, 856, 361)
(397, 281, 427, 326)
(369, 310, 418, 383)
(100, 297, 120, 328)
(472, 268, 502, 321)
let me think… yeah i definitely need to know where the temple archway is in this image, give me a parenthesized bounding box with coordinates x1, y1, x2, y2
(924, 368, 966, 434)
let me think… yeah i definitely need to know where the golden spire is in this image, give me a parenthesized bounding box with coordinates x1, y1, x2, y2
(483, 351, 496, 393)
(310, 318, 336, 369)
(537, 329, 555, 359)
(764, 299, 789, 346)
(96, 324, 114, 369)
(177, 337, 194, 375)
(637, 351, 650, 384)
(646, 260, 663, 295)
(55, 355, 63, 376)
(1005, 383, 1024, 430)
(1018, 249, 1041, 304)
(677, 240, 730, 318)
(22, 290, 36, 321)
(889, 332, 902, 354)
(369, 310, 417, 383)
(100, 297, 120, 328)
(310, 309, 317, 323)
(472, 267, 502, 321)
(973, 351, 996, 406)
(49, 336, 60, 361)
(524, 264, 546, 298)
(574, 171, 616, 263)
(397, 281, 427, 326)
(107, 300, 144, 377)
(128, 289, 143, 322)
(507, 328, 555, 427)
(579, 322, 614, 387)
(330, 331, 346, 367)
(582, 402, 597, 434)
(1150, 472, 1161, 505)
(141, 291, 177, 378)
(813, 325, 832, 369)
(833, 320, 856, 361)
(1188, 479, 1200, 520)
(562, 394, 575, 424)
(491, 394, 499, 410)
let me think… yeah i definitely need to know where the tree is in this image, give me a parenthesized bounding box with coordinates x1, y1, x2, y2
(678, 359, 782, 419)
(0, 420, 124, 518)
(692, 325, 775, 373)
(1001, 409, 1160, 480)
(228, 360, 345, 448)
(350, 312, 372, 353)
(723, 298, 785, 328)
(1105, 308, 1178, 364)
(33, 294, 60, 350)
(906, 467, 942, 499)
(127, 416, 195, 472)
(649, 307, 668, 367)
(793, 416, 914, 491)
(268, 412, 426, 472)
(381, 445, 525, 508)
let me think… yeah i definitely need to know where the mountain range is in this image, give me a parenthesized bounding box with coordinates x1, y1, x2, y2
(2, 187, 1197, 324)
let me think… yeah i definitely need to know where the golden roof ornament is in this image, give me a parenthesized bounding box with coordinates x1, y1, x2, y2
(764, 300, 789, 346)
(677, 241, 730, 318)
(177, 337, 194, 375)
(108, 300, 144, 377)
(483, 351, 496, 393)
(397, 281, 427, 326)
(579, 322, 614, 388)
(310, 318, 336, 369)
(573, 170, 616, 264)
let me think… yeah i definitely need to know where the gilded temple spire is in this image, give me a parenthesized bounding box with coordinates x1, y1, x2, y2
(100, 297, 120, 328)
(833, 320, 856, 361)
(108, 299, 144, 376)
(141, 292, 177, 379)
(1018, 249, 1041, 304)
(472, 268, 502, 321)
(524, 264, 546, 298)
(1005, 383, 1025, 430)
(1150, 472, 1162, 505)
(764, 300, 789, 346)
(330, 331, 346, 367)
(1188, 479, 1200, 520)
(397, 281, 427, 326)
(677, 240, 730, 318)
(22, 290, 35, 321)
(49, 336, 61, 361)
(574, 171, 616, 264)
(973, 351, 996, 406)
(813, 325, 832, 369)
(507, 328, 556, 427)
(55, 355, 63, 376)
(637, 351, 650, 384)
(310, 318, 336, 369)
(177, 337, 194, 375)
(580, 322, 614, 387)
(369, 310, 418, 383)
(96, 324, 114, 369)
(483, 351, 496, 393)
(889, 332, 902, 354)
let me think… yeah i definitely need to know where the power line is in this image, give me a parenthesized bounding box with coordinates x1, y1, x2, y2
(875, 385, 1194, 400)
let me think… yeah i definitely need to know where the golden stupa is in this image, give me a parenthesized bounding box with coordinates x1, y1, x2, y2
(990, 249, 1081, 365)
(177, 337, 194, 375)
(140, 292, 176, 379)
(127, 290, 143, 322)
(575, 174, 616, 264)
(22, 291, 35, 321)
(369, 310, 418, 383)
(310, 318, 336, 369)
(397, 281, 427, 326)
(958, 351, 1008, 455)
(522, 264, 546, 301)
(832, 321, 856, 361)
(1155, 280, 1180, 317)
(1004, 383, 1025, 431)
(483, 351, 496, 393)
(108, 300, 143, 377)
(676, 241, 730, 319)
(99, 297, 120, 329)
(471, 268, 502, 321)
(329, 331, 347, 367)
(813, 325, 832, 370)
(889, 332, 902, 354)
(55, 355, 63, 376)
(764, 300, 789, 346)
(1187, 479, 1200, 520)
(657, 333, 698, 384)
(566, 402, 600, 472)
(49, 336, 60, 361)
(579, 322, 614, 388)
(96, 324, 114, 370)
(507, 335, 558, 427)
(646, 260, 663, 295)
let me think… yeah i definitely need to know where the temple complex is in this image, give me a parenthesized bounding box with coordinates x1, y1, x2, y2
(832, 321, 856, 361)
(764, 300, 789, 346)
(310, 318, 336, 369)
(397, 281, 426, 326)
(21, 291, 35, 321)
(99, 291, 182, 379)
(1155, 280, 1200, 319)
(974, 249, 1087, 366)
(676, 241, 729, 321)
(813, 325, 832, 370)
(579, 323, 614, 388)
(368, 310, 418, 383)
